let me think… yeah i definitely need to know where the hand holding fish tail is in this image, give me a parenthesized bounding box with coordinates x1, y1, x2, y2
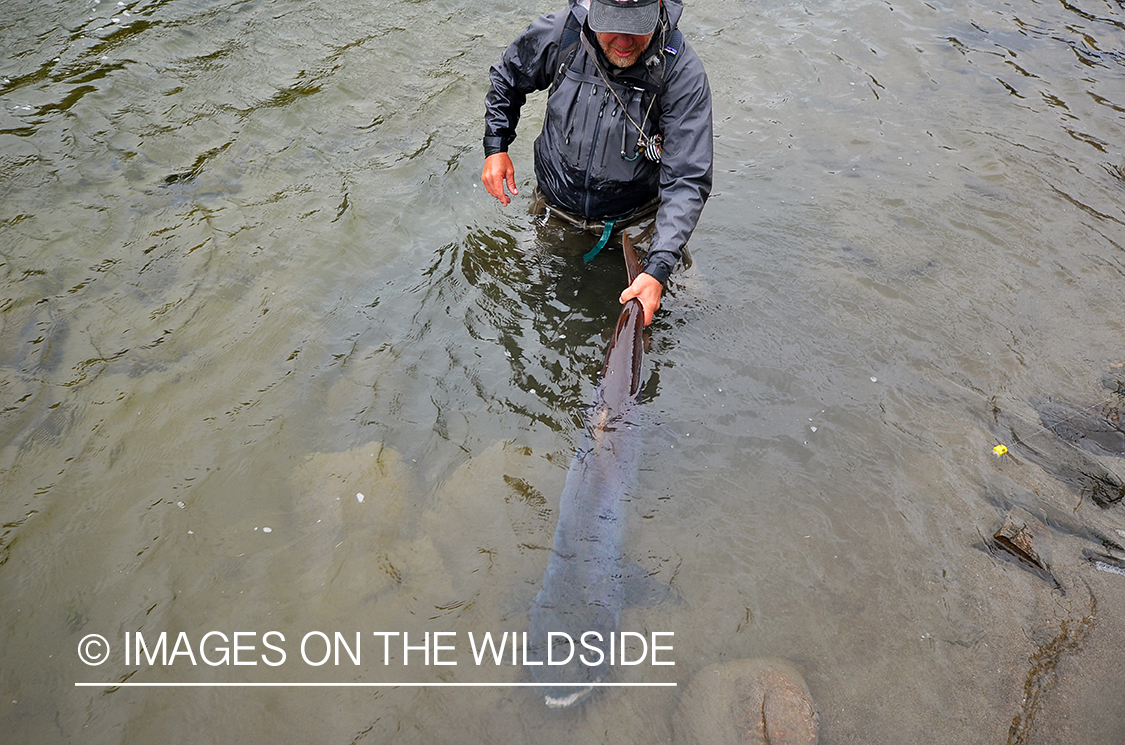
(619, 272, 663, 326)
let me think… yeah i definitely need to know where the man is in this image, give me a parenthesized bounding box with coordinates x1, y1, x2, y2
(481, 0, 713, 326)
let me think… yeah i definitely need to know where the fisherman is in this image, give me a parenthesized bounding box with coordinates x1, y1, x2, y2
(481, 0, 713, 326)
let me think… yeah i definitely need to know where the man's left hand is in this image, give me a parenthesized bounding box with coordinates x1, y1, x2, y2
(619, 272, 663, 326)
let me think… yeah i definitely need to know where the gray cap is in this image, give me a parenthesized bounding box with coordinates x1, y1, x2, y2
(588, 0, 660, 36)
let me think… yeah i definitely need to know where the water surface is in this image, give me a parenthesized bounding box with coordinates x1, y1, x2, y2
(2, 0, 1124, 742)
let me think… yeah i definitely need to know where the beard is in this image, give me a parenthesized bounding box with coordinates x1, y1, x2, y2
(596, 32, 654, 69)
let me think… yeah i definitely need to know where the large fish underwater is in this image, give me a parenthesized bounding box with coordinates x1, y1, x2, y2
(527, 233, 658, 708)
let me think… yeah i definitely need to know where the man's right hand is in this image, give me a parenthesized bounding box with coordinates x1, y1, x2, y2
(481, 153, 518, 206)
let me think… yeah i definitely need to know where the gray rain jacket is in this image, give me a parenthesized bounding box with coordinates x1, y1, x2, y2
(483, 0, 713, 284)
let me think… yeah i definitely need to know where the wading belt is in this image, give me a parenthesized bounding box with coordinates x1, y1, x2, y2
(534, 190, 660, 262)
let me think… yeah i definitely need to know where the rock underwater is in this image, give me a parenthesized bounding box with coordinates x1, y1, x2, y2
(674, 657, 819, 745)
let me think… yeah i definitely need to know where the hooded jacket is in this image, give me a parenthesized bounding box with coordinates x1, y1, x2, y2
(483, 0, 713, 284)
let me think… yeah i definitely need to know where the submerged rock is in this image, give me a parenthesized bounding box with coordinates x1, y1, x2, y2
(993, 507, 1053, 573)
(1016, 365, 1125, 509)
(1031, 395, 1125, 458)
(674, 658, 819, 745)
(990, 506, 1063, 590)
(1101, 361, 1125, 396)
(1001, 401, 1125, 508)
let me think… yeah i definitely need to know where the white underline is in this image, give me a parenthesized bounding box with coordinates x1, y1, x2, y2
(75, 682, 677, 688)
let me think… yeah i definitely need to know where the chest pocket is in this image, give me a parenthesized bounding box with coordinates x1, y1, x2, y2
(546, 56, 658, 172)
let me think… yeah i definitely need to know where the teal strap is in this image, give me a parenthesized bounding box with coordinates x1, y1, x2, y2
(583, 219, 616, 263)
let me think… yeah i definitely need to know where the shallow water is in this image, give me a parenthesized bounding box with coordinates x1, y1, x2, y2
(2, 0, 1124, 742)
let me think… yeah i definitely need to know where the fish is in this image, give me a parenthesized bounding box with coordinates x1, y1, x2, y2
(527, 233, 648, 709)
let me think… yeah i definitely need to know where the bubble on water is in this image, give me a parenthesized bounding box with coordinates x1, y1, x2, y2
(262, 526, 272, 533)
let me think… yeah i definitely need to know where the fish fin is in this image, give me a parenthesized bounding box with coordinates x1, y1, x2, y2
(544, 686, 595, 709)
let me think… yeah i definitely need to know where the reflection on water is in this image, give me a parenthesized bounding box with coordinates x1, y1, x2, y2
(2, 0, 1124, 741)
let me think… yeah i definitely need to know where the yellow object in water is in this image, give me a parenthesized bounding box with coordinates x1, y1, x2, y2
(993, 444, 1008, 456)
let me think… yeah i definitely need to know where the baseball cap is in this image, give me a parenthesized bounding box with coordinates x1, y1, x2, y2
(587, 0, 660, 36)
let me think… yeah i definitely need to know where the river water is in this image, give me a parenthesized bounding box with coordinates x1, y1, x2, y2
(2, 0, 1124, 742)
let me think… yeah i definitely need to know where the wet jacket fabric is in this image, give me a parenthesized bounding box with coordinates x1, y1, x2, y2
(483, 0, 712, 284)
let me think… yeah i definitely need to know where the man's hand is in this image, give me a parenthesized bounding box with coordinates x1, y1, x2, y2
(481, 153, 518, 206)
(619, 271, 663, 326)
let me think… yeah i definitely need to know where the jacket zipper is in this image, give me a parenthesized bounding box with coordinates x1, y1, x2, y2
(584, 86, 612, 216)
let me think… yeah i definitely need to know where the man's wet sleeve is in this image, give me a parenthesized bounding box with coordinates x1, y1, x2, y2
(483, 11, 567, 156)
(645, 43, 713, 284)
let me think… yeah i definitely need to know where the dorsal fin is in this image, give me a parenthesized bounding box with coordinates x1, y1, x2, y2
(622, 232, 642, 284)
